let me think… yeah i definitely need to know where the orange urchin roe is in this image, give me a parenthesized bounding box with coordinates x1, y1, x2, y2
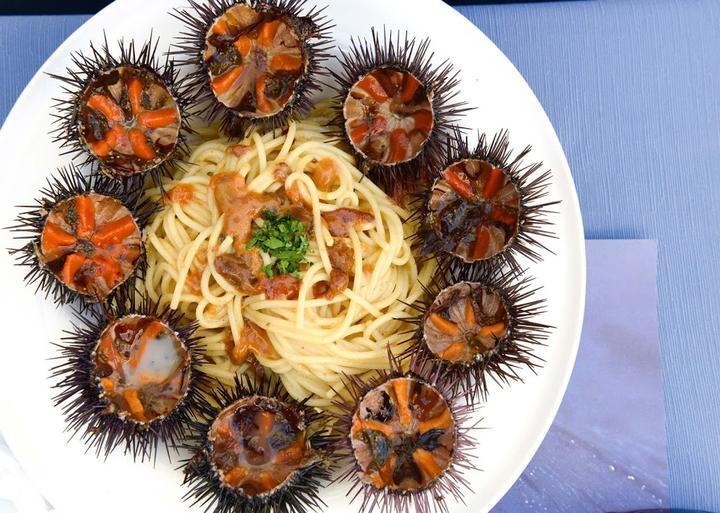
(94, 315, 191, 423)
(225, 320, 279, 365)
(428, 159, 520, 262)
(78, 66, 180, 176)
(309, 158, 340, 192)
(166, 183, 196, 205)
(209, 396, 311, 496)
(350, 377, 455, 491)
(210, 172, 281, 253)
(343, 67, 434, 165)
(39, 193, 142, 299)
(204, 4, 305, 117)
(423, 282, 509, 364)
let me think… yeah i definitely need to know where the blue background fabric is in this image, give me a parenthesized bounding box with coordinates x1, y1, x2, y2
(1, 0, 720, 510)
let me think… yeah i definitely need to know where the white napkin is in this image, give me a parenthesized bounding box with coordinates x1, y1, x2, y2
(0, 436, 51, 513)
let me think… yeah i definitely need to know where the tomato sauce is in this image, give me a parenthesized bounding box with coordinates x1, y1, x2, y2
(211, 172, 280, 253)
(322, 207, 374, 237)
(225, 320, 278, 365)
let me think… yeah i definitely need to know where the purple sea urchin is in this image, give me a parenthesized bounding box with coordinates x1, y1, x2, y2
(332, 355, 478, 513)
(181, 376, 333, 513)
(330, 28, 468, 200)
(8, 165, 155, 306)
(404, 266, 551, 402)
(50, 295, 207, 460)
(414, 129, 557, 274)
(49, 36, 192, 185)
(171, 0, 332, 137)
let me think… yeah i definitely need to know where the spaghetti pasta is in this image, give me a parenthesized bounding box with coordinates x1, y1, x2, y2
(143, 109, 433, 408)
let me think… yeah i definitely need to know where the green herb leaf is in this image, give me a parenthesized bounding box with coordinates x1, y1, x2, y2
(264, 238, 284, 249)
(248, 211, 310, 278)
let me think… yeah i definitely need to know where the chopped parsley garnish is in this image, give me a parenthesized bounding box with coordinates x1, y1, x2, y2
(247, 211, 309, 278)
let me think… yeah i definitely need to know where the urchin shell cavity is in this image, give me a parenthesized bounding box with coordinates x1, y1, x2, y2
(428, 159, 520, 263)
(343, 67, 434, 166)
(350, 377, 455, 491)
(204, 4, 307, 117)
(78, 65, 181, 176)
(94, 315, 192, 423)
(423, 281, 510, 364)
(39, 193, 142, 300)
(208, 395, 310, 496)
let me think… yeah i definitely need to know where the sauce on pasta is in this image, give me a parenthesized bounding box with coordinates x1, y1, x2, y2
(144, 111, 434, 408)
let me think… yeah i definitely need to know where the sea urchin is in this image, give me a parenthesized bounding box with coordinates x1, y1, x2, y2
(172, 0, 332, 137)
(330, 28, 468, 199)
(50, 295, 207, 460)
(181, 376, 333, 513)
(8, 165, 155, 306)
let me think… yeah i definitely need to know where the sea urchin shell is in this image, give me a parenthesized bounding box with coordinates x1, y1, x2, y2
(8, 165, 155, 306)
(50, 296, 206, 460)
(181, 376, 333, 513)
(172, 0, 332, 137)
(405, 266, 551, 402)
(330, 28, 468, 199)
(415, 130, 557, 274)
(332, 356, 477, 513)
(49, 36, 192, 184)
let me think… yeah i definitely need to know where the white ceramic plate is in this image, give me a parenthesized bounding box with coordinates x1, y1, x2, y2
(0, 0, 585, 512)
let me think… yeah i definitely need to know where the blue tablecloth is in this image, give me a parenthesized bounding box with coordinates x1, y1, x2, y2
(1, 1, 719, 511)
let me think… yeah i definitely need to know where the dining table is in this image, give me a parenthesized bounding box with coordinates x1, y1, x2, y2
(1, 0, 719, 511)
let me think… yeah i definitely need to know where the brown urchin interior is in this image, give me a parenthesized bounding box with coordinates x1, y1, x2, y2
(343, 67, 434, 166)
(423, 282, 510, 365)
(204, 4, 306, 117)
(78, 65, 181, 176)
(350, 377, 455, 491)
(94, 315, 191, 423)
(39, 193, 142, 299)
(428, 159, 520, 262)
(208, 395, 311, 496)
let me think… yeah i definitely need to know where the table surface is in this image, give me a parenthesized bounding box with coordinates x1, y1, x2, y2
(1, 0, 719, 511)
